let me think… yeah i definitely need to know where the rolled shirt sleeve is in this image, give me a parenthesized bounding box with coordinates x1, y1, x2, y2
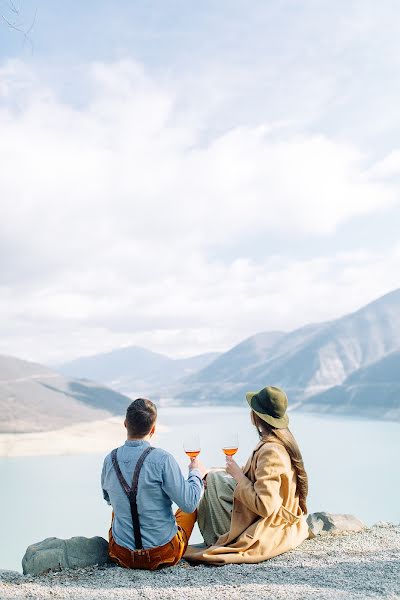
(161, 454, 203, 513)
(101, 457, 111, 505)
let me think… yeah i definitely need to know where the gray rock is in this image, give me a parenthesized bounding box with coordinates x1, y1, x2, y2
(22, 536, 109, 575)
(0, 569, 23, 583)
(307, 512, 365, 536)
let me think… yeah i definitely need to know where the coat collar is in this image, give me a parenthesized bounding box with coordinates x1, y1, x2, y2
(243, 439, 287, 475)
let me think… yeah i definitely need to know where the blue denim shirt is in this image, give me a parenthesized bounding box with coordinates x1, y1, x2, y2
(101, 440, 203, 550)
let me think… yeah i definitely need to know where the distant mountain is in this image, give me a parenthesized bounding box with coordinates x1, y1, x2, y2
(47, 288, 400, 421)
(56, 346, 221, 398)
(184, 331, 286, 384)
(176, 289, 400, 415)
(302, 350, 400, 420)
(0, 354, 132, 433)
(57, 346, 170, 385)
(179, 331, 286, 402)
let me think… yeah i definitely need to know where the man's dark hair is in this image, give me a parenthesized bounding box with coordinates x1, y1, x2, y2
(125, 398, 157, 438)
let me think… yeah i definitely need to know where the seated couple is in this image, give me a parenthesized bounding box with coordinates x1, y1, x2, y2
(101, 386, 309, 570)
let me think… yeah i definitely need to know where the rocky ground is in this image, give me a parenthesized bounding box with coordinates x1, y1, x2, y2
(1, 524, 399, 600)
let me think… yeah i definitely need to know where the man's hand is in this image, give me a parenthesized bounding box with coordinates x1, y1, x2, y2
(225, 456, 246, 483)
(189, 457, 207, 479)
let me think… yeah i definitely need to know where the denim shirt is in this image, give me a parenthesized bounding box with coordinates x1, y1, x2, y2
(101, 440, 203, 550)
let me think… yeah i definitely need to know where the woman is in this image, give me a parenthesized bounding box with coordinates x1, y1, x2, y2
(185, 386, 309, 564)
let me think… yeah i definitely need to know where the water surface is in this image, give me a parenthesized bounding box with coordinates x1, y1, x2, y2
(0, 407, 399, 572)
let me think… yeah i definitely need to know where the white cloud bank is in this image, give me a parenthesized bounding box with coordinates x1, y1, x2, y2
(0, 59, 399, 362)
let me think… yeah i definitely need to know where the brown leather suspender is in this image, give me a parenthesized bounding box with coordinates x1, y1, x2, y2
(111, 446, 155, 550)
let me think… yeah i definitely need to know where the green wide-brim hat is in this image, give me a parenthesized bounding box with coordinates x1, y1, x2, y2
(246, 386, 289, 429)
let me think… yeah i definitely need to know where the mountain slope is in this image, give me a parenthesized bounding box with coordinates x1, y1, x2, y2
(57, 346, 221, 397)
(57, 346, 170, 384)
(177, 288, 400, 406)
(247, 289, 400, 398)
(184, 331, 286, 385)
(0, 355, 132, 433)
(301, 350, 400, 420)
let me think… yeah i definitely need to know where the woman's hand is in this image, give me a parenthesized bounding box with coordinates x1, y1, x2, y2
(225, 456, 246, 483)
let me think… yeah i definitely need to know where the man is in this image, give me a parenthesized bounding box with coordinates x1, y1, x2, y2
(101, 397, 206, 570)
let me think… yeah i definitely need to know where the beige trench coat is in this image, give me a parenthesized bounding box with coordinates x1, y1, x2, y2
(185, 440, 309, 564)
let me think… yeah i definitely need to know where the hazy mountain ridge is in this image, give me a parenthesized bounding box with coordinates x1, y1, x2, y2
(0, 354, 132, 433)
(175, 328, 343, 404)
(57, 347, 221, 397)
(57, 346, 170, 383)
(3, 289, 399, 432)
(175, 289, 400, 418)
(182, 331, 286, 385)
(301, 350, 400, 420)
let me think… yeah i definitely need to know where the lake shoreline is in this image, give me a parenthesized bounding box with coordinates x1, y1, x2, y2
(0, 416, 169, 458)
(1, 524, 399, 599)
(1, 408, 398, 458)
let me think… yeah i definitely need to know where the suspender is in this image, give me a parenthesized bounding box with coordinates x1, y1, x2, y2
(111, 446, 155, 550)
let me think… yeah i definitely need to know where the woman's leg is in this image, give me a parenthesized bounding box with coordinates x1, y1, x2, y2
(198, 471, 236, 546)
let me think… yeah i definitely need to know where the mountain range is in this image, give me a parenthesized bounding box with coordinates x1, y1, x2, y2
(177, 288, 400, 412)
(0, 355, 132, 433)
(56, 288, 400, 421)
(1, 288, 399, 433)
(56, 347, 221, 398)
(302, 349, 400, 420)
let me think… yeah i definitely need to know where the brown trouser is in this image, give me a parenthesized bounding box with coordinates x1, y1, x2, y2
(108, 509, 197, 570)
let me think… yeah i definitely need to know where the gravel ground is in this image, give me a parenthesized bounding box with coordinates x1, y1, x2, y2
(1, 524, 399, 600)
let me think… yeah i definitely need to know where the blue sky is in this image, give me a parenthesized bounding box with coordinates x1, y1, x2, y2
(1, 1, 400, 362)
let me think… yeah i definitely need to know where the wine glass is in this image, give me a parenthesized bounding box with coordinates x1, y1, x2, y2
(183, 434, 201, 459)
(222, 432, 239, 457)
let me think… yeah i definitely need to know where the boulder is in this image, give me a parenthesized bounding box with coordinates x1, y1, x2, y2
(307, 512, 365, 536)
(22, 536, 109, 575)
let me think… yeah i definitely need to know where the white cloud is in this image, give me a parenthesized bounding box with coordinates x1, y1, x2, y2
(1, 243, 400, 363)
(371, 150, 400, 178)
(0, 58, 399, 363)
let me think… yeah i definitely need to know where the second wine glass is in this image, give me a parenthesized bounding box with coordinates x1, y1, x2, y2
(222, 432, 239, 457)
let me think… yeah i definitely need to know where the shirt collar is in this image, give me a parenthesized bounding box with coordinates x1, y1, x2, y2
(124, 439, 150, 448)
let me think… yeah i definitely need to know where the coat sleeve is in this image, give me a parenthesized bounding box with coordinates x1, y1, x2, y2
(234, 444, 286, 518)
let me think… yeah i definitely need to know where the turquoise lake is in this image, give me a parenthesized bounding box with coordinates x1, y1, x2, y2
(0, 407, 399, 572)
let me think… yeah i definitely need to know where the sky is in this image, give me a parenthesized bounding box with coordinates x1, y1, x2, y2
(1, 0, 400, 364)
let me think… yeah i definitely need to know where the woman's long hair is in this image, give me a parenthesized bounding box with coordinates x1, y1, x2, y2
(252, 412, 309, 514)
